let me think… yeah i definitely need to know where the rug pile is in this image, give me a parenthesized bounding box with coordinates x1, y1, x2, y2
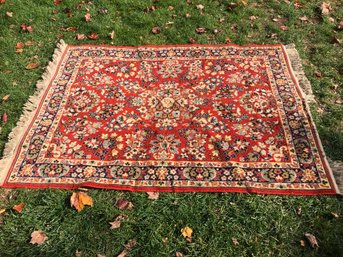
(0, 41, 339, 195)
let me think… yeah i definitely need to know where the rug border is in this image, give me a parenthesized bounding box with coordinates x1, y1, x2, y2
(0, 41, 339, 195)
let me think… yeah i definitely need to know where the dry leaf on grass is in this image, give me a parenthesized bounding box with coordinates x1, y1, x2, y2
(117, 239, 137, 257)
(20, 23, 33, 33)
(97, 254, 105, 257)
(196, 4, 204, 10)
(76, 34, 85, 40)
(25, 40, 34, 46)
(26, 62, 40, 70)
(2, 95, 10, 101)
(98, 8, 108, 15)
(320, 2, 332, 15)
(87, 32, 99, 40)
(338, 22, 343, 30)
(152, 26, 161, 34)
(30, 230, 48, 245)
(12, 202, 25, 213)
(0, 208, 6, 214)
(231, 237, 239, 245)
(181, 226, 193, 239)
(331, 212, 339, 218)
(6, 11, 13, 17)
(175, 252, 184, 257)
(109, 30, 115, 40)
(305, 233, 319, 248)
(189, 38, 197, 44)
(75, 249, 82, 257)
(280, 25, 288, 31)
(249, 15, 257, 21)
(300, 240, 305, 247)
(195, 27, 206, 34)
(299, 16, 309, 22)
(84, 13, 91, 22)
(147, 192, 159, 200)
(0, 0, 6, 4)
(116, 198, 134, 210)
(54, 0, 61, 5)
(109, 214, 127, 229)
(70, 192, 93, 212)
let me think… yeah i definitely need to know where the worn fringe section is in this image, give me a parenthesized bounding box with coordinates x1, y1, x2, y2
(0, 40, 67, 185)
(284, 44, 342, 195)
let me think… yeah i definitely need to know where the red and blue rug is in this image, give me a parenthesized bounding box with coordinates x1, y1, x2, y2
(0, 41, 339, 195)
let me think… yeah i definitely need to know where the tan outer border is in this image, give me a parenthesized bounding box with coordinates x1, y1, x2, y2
(0, 40, 67, 185)
(284, 44, 341, 195)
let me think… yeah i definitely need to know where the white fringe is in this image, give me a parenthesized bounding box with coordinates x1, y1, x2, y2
(284, 44, 342, 195)
(0, 40, 67, 185)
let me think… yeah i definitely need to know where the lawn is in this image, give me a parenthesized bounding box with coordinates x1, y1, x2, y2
(0, 0, 342, 256)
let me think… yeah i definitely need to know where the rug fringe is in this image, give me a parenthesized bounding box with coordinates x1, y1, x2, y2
(284, 44, 342, 195)
(0, 40, 67, 185)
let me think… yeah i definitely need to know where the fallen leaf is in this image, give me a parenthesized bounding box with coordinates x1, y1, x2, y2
(315, 71, 322, 79)
(52, 9, 58, 14)
(320, 2, 332, 15)
(272, 18, 279, 22)
(167, 6, 174, 11)
(181, 226, 193, 238)
(64, 8, 73, 17)
(296, 206, 302, 215)
(225, 38, 232, 43)
(26, 62, 40, 70)
(116, 198, 134, 210)
(87, 32, 99, 40)
(70, 192, 93, 212)
(305, 233, 319, 248)
(30, 230, 48, 245)
(195, 27, 206, 34)
(144, 6, 156, 13)
(249, 15, 257, 21)
(338, 21, 343, 30)
(331, 36, 342, 44)
(189, 37, 197, 44)
(109, 214, 127, 229)
(227, 2, 238, 11)
(147, 192, 159, 200)
(97, 254, 105, 257)
(0, 0, 5, 4)
(294, 0, 303, 9)
(299, 16, 309, 22)
(76, 34, 85, 40)
(185, 12, 191, 18)
(175, 252, 184, 257)
(2, 95, 10, 101)
(109, 30, 115, 40)
(238, 0, 248, 6)
(12, 202, 25, 213)
(280, 25, 288, 31)
(61, 26, 78, 32)
(117, 239, 137, 257)
(270, 33, 278, 38)
(335, 98, 343, 105)
(20, 23, 33, 33)
(196, 4, 204, 10)
(75, 249, 82, 257)
(16, 49, 23, 53)
(25, 41, 34, 46)
(231, 237, 239, 245)
(0, 209, 6, 214)
(98, 7, 108, 14)
(54, 0, 61, 5)
(16, 42, 24, 49)
(213, 29, 221, 34)
(84, 13, 91, 22)
(300, 240, 306, 247)
(331, 212, 339, 218)
(6, 11, 13, 17)
(151, 26, 161, 34)
(2, 112, 7, 123)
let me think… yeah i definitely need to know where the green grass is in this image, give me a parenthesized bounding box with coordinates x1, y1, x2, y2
(0, 0, 342, 256)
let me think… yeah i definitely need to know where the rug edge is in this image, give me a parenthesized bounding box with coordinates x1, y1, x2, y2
(283, 44, 342, 195)
(0, 40, 68, 186)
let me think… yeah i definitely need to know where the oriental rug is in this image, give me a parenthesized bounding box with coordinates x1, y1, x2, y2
(0, 41, 340, 195)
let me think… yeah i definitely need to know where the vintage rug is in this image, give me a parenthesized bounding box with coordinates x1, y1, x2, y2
(0, 40, 340, 195)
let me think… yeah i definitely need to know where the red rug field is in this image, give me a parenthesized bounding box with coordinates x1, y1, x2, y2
(0, 41, 339, 195)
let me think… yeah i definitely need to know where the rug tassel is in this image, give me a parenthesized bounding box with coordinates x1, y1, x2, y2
(284, 44, 342, 195)
(0, 40, 67, 185)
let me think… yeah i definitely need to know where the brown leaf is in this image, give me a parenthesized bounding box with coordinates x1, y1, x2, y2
(25, 41, 34, 46)
(320, 2, 332, 15)
(147, 192, 159, 200)
(249, 15, 257, 21)
(269, 33, 278, 38)
(109, 214, 127, 229)
(84, 13, 91, 22)
(151, 26, 161, 34)
(231, 237, 239, 245)
(331, 36, 342, 44)
(98, 8, 108, 15)
(97, 254, 105, 257)
(2, 112, 7, 123)
(117, 239, 137, 257)
(54, 0, 61, 5)
(300, 240, 306, 247)
(314, 71, 322, 79)
(305, 233, 319, 248)
(196, 4, 204, 10)
(144, 6, 156, 13)
(189, 37, 197, 44)
(185, 12, 191, 17)
(76, 34, 85, 40)
(52, 9, 59, 14)
(296, 206, 302, 215)
(167, 6, 174, 11)
(16, 42, 24, 49)
(70, 192, 93, 212)
(30, 230, 48, 245)
(26, 62, 40, 70)
(0, 0, 6, 4)
(299, 16, 309, 22)
(87, 32, 99, 40)
(61, 26, 78, 32)
(294, 0, 303, 9)
(175, 252, 184, 257)
(195, 27, 206, 34)
(181, 226, 193, 238)
(116, 198, 134, 210)
(75, 249, 82, 257)
(225, 38, 232, 43)
(331, 212, 339, 218)
(109, 30, 116, 40)
(338, 21, 343, 30)
(20, 23, 33, 33)
(335, 98, 343, 105)
(0, 208, 6, 215)
(280, 25, 288, 31)
(6, 11, 13, 17)
(12, 202, 25, 213)
(64, 8, 73, 17)
(2, 95, 10, 101)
